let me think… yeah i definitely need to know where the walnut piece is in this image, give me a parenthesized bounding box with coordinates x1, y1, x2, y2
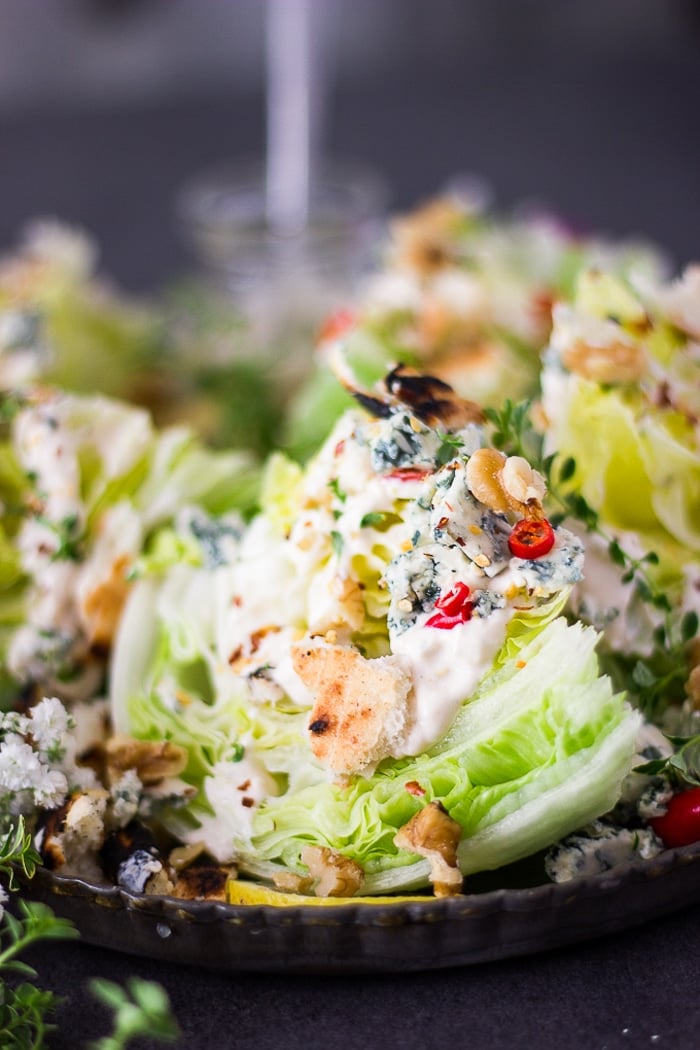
(80, 552, 132, 649)
(394, 801, 463, 898)
(37, 789, 111, 883)
(103, 735, 188, 786)
(466, 448, 545, 517)
(171, 864, 235, 901)
(390, 197, 464, 275)
(562, 337, 646, 385)
(501, 456, 546, 506)
(301, 844, 365, 898)
(271, 871, 316, 895)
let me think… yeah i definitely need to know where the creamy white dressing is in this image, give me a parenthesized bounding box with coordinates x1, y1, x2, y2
(182, 753, 279, 861)
(14, 405, 83, 524)
(391, 603, 512, 756)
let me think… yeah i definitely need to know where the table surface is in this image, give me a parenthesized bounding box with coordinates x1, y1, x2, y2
(3, 51, 700, 1049)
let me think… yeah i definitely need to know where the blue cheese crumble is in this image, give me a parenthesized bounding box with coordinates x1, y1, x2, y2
(544, 819, 663, 882)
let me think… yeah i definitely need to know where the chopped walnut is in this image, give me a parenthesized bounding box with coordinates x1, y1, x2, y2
(103, 735, 188, 787)
(390, 197, 464, 275)
(79, 552, 132, 649)
(501, 456, 546, 506)
(394, 801, 463, 898)
(301, 845, 365, 898)
(171, 864, 235, 901)
(562, 337, 646, 385)
(466, 448, 545, 517)
(37, 789, 110, 880)
(271, 871, 316, 895)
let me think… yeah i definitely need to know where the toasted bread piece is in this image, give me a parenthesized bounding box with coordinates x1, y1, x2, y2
(292, 641, 411, 775)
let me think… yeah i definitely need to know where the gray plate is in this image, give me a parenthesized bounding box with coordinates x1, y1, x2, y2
(20, 841, 700, 974)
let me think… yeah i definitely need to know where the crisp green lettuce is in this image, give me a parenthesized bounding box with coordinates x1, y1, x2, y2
(245, 618, 637, 891)
(112, 558, 637, 892)
(548, 377, 700, 554)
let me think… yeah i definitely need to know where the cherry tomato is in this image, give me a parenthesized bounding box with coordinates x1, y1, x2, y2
(650, 787, 700, 847)
(508, 517, 555, 560)
(316, 308, 356, 345)
(426, 582, 473, 629)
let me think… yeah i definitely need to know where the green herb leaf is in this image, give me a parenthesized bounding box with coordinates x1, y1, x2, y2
(682, 611, 699, 643)
(88, 977, 180, 1050)
(359, 510, 402, 531)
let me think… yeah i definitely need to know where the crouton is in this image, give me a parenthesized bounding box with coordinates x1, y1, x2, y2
(292, 641, 411, 775)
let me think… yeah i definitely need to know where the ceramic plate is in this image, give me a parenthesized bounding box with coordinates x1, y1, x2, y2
(20, 840, 700, 974)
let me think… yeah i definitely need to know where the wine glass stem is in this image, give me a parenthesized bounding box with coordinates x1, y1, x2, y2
(266, 0, 323, 234)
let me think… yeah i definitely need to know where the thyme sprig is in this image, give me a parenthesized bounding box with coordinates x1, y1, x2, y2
(634, 733, 700, 787)
(87, 978, 180, 1050)
(0, 819, 180, 1048)
(484, 399, 696, 718)
(0, 817, 78, 1048)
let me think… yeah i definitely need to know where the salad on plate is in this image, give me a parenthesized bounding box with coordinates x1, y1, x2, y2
(0, 198, 699, 913)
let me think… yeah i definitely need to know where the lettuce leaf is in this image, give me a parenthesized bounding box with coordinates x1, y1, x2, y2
(245, 618, 637, 891)
(549, 377, 700, 553)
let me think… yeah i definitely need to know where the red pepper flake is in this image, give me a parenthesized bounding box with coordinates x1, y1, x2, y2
(241, 797, 255, 808)
(405, 780, 426, 797)
(237, 779, 251, 792)
(516, 660, 527, 669)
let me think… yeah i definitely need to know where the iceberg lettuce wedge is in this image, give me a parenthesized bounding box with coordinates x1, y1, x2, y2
(242, 618, 637, 892)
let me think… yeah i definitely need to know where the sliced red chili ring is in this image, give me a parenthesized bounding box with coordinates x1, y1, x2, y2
(434, 581, 471, 616)
(508, 517, 555, 560)
(316, 308, 356, 345)
(386, 467, 432, 481)
(426, 581, 473, 629)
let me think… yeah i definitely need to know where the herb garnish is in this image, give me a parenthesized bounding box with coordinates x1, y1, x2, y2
(484, 399, 697, 719)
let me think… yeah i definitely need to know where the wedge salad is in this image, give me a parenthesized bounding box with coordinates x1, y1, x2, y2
(0, 198, 699, 905)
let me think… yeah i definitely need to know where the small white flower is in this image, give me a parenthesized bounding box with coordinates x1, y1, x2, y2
(33, 767, 69, 808)
(0, 738, 43, 793)
(29, 696, 72, 756)
(0, 883, 8, 922)
(0, 711, 29, 737)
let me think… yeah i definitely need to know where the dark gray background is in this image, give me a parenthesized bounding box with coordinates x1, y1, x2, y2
(1, 0, 699, 289)
(3, 2, 700, 1046)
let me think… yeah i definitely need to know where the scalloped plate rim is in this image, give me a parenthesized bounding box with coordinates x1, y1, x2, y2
(16, 840, 700, 974)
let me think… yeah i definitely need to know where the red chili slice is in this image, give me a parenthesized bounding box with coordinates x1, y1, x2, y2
(434, 581, 471, 616)
(508, 517, 555, 560)
(386, 467, 433, 481)
(426, 582, 473, 629)
(316, 308, 356, 345)
(650, 787, 700, 848)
